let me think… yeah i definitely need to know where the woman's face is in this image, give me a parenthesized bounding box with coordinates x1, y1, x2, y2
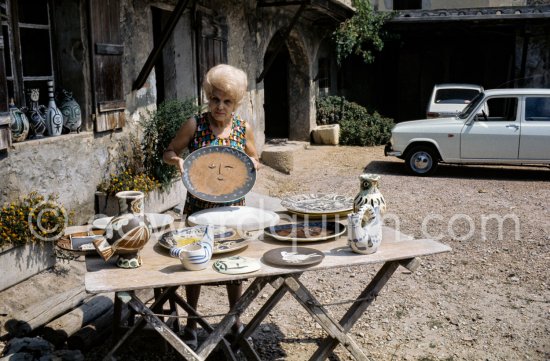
(208, 88, 236, 123)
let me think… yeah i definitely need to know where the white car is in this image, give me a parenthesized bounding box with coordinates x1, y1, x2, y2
(427, 83, 484, 118)
(385, 88, 550, 176)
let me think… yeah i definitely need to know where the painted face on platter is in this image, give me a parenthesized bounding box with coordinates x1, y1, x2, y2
(208, 88, 236, 123)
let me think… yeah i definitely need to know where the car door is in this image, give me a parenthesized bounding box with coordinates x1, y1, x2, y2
(460, 96, 520, 159)
(519, 96, 550, 160)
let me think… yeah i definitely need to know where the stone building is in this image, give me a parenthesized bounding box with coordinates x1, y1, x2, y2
(0, 0, 352, 222)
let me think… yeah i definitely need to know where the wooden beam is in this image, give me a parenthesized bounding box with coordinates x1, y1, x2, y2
(257, 0, 309, 7)
(132, 0, 192, 90)
(256, 2, 307, 83)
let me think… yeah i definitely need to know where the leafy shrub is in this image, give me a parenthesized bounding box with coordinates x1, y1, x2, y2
(141, 99, 201, 189)
(0, 192, 70, 246)
(316, 95, 394, 146)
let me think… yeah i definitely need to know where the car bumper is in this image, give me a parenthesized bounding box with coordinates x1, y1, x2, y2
(384, 143, 402, 157)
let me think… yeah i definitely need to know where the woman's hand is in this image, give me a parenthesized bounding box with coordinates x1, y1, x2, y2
(251, 157, 261, 171)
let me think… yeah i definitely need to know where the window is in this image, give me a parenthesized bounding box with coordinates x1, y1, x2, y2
(393, 0, 421, 10)
(484, 97, 518, 121)
(525, 97, 550, 121)
(1, 0, 54, 108)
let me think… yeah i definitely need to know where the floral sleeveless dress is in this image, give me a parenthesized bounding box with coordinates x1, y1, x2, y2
(183, 112, 248, 216)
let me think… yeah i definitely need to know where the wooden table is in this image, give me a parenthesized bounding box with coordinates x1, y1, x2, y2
(85, 220, 451, 361)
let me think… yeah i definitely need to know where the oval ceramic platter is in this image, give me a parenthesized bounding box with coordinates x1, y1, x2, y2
(263, 246, 325, 267)
(56, 229, 105, 255)
(213, 256, 261, 275)
(182, 146, 256, 203)
(281, 193, 354, 217)
(187, 206, 280, 232)
(264, 221, 346, 242)
(92, 213, 174, 230)
(158, 225, 249, 255)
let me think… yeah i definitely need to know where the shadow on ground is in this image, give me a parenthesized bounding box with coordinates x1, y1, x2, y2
(364, 160, 549, 182)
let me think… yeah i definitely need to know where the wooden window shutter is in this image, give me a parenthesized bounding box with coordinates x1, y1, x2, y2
(196, 6, 227, 101)
(89, 0, 125, 132)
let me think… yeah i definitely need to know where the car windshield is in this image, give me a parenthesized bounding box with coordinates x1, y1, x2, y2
(458, 92, 484, 119)
(435, 89, 480, 104)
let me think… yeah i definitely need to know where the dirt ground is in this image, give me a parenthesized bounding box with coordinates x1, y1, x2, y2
(2, 145, 549, 360)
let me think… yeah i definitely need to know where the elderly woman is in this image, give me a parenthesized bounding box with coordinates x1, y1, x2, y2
(163, 64, 259, 350)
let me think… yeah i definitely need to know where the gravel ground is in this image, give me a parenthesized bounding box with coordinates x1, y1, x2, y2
(2, 145, 549, 361)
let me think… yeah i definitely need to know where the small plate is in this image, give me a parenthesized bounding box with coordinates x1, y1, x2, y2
(159, 226, 248, 255)
(213, 256, 261, 275)
(92, 213, 174, 230)
(182, 146, 256, 203)
(263, 246, 325, 267)
(281, 193, 353, 215)
(264, 222, 346, 242)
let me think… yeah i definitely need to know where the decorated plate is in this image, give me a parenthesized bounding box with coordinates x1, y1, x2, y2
(182, 146, 256, 203)
(159, 225, 248, 255)
(264, 222, 346, 242)
(56, 229, 105, 255)
(281, 193, 354, 215)
(92, 213, 174, 230)
(213, 256, 261, 275)
(263, 247, 325, 267)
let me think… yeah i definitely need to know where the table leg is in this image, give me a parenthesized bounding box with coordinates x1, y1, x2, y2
(284, 276, 370, 361)
(309, 259, 409, 361)
(103, 287, 178, 361)
(196, 276, 278, 359)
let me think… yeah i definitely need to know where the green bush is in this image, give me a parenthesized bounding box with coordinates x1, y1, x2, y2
(316, 95, 394, 146)
(141, 99, 201, 190)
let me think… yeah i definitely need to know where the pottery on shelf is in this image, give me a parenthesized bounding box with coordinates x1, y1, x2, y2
(93, 191, 151, 268)
(45, 80, 63, 136)
(347, 204, 382, 255)
(9, 99, 29, 142)
(24, 89, 47, 139)
(57, 89, 81, 133)
(171, 226, 214, 271)
(353, 173, 386, 214)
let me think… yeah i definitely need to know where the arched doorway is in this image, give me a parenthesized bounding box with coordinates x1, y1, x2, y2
(264, 32, 290, 139)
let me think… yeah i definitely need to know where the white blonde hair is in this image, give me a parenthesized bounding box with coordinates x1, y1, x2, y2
(203, 64, 248, 105)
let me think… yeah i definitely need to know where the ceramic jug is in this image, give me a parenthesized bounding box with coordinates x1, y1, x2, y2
(24, 89, 47, 139)
(347, 204, 382, 255)
(353, 173, 386, 214)
(45, 81, 63, 136)
(9, 99, 29, 142)
(93, 191, 152, 268)
(171, 226, 214, 271)
(57, 89, 82, 133)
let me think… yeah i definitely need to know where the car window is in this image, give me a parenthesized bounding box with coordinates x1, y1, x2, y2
(483, 97, 518, 121)
(435, 89, 480, 104)
(458, 92, 484, 119)
(525, 97, 550, 121)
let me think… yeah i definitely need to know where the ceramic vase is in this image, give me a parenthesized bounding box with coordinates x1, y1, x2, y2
(348, 204, 382, 255)
(9, 99, 29, 142)
(45, 81, 63, 136)
(24, 89, 46, 139)
(57, 89, 82, 133)
(93, 191, 152, 268)
(171, 226, 214, 271)
(353, 173, 386, 214)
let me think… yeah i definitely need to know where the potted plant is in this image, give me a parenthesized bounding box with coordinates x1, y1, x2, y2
(0, 192, 69, 291)
(95, 98, 200, 216)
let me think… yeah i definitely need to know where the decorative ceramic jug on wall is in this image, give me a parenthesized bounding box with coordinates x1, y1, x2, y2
(24, 88, 46, 139)
(9, 99, 29, 142)
(353, 173, 386, 214)
(57, 89, 82, 133)
(45, 81, 63, 136)
(93, 191, 152, 268)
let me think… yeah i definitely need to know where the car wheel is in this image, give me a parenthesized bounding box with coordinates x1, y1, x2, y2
(405, 146, 438, 176)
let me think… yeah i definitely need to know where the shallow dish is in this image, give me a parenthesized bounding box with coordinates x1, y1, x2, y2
(57, 229, 105, 255)
(159, 225, 248, 255)
(281, 193, 353, 215)
(212, 256, 261, 275)
(92, 213, 174, 230)
(264, 221, 346, 242)
(182, 146, 256, 203)
(263, 246, 325, 267)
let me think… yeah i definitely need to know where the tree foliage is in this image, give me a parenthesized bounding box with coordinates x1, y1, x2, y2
(333, 0, 393, 65)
